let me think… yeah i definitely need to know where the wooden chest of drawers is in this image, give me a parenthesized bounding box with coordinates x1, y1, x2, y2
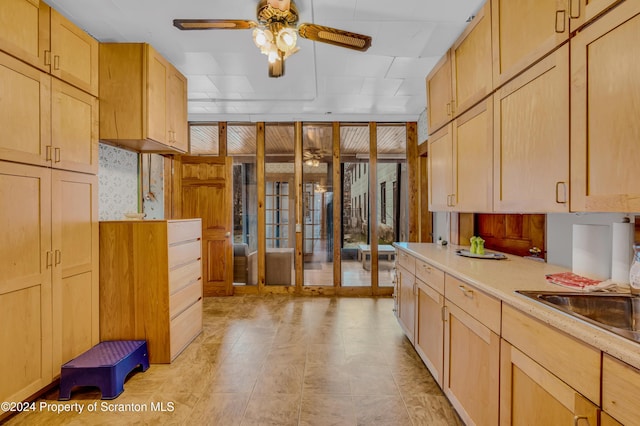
(99, 219, 203, 363)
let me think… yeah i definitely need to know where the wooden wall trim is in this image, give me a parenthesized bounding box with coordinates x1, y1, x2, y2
(218, 122, 227, 157)
(256, 122, 266, 289)
(294, 121, 303, 290)
(407, 122, 419, 242)
(369, 122, 379, 292)
(332, 122, 342, 287)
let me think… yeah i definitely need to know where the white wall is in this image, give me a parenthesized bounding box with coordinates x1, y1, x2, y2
(432, 211, 450, 243)
(546, 213, 632, 268)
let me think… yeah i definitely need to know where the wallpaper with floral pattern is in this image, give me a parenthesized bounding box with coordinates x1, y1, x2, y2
(98, 144, 139, 221)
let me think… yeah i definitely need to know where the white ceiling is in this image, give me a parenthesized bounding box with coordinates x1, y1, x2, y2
(47, 0, 485, 123)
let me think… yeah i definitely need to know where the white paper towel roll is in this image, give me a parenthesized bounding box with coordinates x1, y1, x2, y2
(611, 222, 634, 283)
(572, 224, 611, 280)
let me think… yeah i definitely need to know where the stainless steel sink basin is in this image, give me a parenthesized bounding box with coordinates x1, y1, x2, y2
(517, 291, 640, 344)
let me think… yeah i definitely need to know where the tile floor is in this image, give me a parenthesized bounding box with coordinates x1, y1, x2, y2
(6, 295, 462, 426)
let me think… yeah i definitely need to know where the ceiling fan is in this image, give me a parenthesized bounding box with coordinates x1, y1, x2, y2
(173, 0, 372, 78)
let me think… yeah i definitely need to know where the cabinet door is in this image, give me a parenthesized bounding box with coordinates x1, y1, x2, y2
(454, 96, 493, 213)
(51, 171, 98, 369)
(569, 0, 624, 32)
(146, 45, 169, 145)
(0, 51, 51, 167)
(50, 9, 98, 96)
(0, 0, 50, 72)
(0, 161, 53, 403)
(415, 280, 444, 386)
(428, 123, 453, 211)
(427, 51, 453, 134)
(492, 0, 570, 87)
(602, 354, 640, 426)
(443, 301, 499, 426)
(396, 265, 416, 343)
(167, 65, 188, 152)
(570, 1, 640, 212)
(51, 78, 99, 174)
(451, 0, 493, 117)
(494, 44, 569, 213)
(500, 339, 599, 426)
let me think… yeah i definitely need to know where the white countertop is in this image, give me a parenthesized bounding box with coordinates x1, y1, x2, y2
(393, 242, 640, 370)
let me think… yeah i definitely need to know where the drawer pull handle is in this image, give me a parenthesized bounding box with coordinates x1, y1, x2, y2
(46, 251, 53, 269)
(46, 145, 53, 161)
(55, 249, 62, 266)
(555, 9, 567, 33)
(569, 0, 581, 19)
(44, 50, 51, 66)
(573, 415, 589, 426)
(54, 147, 61, 163)
(458, 285, 474, 298)
(441, 305, 448, 322)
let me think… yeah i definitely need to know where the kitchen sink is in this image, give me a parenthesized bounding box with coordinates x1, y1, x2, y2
(517, 291, 640, 344)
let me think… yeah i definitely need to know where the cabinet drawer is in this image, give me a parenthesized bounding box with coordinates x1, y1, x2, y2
(170, 279, 202, 320)
(170, 299, 202, 360)
(396, 250, 416, 274)
(416, 260, 445, 293)
(168, 239, 201, 269)
(445, 274, 500, 333)
(502, 304, 600, 405)
(169, 259, 201, 294)
(167, 219, 201, 245)
(602, 354, 640, 426)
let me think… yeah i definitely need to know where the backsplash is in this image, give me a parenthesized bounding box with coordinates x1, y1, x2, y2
(98, 143, 139, 221)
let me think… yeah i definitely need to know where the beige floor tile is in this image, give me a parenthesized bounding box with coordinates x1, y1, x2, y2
(299, 394, 357, 426)
(241, 393, 300, 426)
(353, 395, 412, 426)
(5, 295, 463, 426)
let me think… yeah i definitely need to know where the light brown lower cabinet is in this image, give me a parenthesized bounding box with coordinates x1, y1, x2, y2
(396, 264, 416, 344)
(443, 300, 500, 426)
(414, 279, 444, 386)
(0, 161, 98, 404)
(99, 219, 203, 363)
(602, 354, 640, 426)
(500, 339, 598, 425)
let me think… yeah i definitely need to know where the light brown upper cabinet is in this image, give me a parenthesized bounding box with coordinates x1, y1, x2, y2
(492, 0, 570, 88)
(426, 51, 453, 135)
(494, 44, 569, 213)
(428, 124, 454, 211)
(0, 51, 51, 167)
(100, 43, 189, 154)
(453, 96, 493, 213)
(49, 8, 98, 97)
(571, 1, 640, 212)
(428, 97, 493, 213)
(0, 0, 50, 72)
(51, 78, 99, 174)
(0, 51, 97, 174)
(451, 0, 493, 118)
(569, 0, 625, 32)
(0, 2, 98, 96)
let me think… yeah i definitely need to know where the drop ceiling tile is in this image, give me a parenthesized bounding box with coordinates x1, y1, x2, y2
(177, 52, 224, 75)
(318, 76, 364, 95)
(360, 78, 403, 96)
(396, 78, 427, 97)
(185, 75, 220, 93)
(420, 22, 468, 57)
(386, 57, 440, 79)
(369, 21, 437, 57)
(207, 75, 254, 96)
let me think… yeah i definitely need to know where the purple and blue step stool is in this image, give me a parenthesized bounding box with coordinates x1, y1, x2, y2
(59, 340, 149, 400)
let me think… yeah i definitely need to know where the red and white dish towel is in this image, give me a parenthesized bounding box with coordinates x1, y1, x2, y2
(545, 272, 630, 292)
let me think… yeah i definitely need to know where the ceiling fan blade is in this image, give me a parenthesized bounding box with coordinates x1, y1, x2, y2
(173, 19, 256, 30)
(298, 23, 372, 52)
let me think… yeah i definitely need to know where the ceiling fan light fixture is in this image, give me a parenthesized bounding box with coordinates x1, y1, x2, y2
(276, 27, 297, 52)
(253, 28, 273, 48)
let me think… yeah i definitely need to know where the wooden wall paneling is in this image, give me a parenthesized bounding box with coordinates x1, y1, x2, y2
(294, 122, 303, 290)
(256, 123, 266, 290)
(476, 213, 545, 258)
(419, 155, 433, 242)
(407, 122, 419, 242)
(332, 122, 342, 287)
(369, 122, 379, 293)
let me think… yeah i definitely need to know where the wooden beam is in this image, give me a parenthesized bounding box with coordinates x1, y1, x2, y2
(419, 156, 433, 242)
(407, 122, 419, 242)
(369, 122, 379, 293)
(256, 122, 266, 290)
(294, 121, 303, 291)
(218, 122, 227, 157)
(333, 122, 342, 287)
